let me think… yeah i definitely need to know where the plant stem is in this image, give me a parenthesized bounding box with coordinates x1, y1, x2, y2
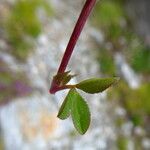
(50, 0, 96, 94)
(58, 0, 96, 73)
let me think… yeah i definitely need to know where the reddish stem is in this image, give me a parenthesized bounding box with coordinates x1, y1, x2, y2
(50, 0, 96, 94)
(58, 0, 96, 73)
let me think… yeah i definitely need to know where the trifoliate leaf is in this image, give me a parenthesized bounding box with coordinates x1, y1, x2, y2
(71, 89, 91, 134)
(76, 77, 119, 94)
(57, 89, 74, 120)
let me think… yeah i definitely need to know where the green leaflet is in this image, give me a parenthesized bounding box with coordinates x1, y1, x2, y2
(57, 89, 74, 120)
(57, 88, 91, 134)
(76, 77, 119, 94)
(71, 89, 91, 135)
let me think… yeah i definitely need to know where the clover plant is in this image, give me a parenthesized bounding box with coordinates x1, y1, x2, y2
(50, 0, 119, 134)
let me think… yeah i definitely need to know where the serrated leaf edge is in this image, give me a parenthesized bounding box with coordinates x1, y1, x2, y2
(71, 89, 91, 135)
(76, 77, 119, 94)
(57, 89, 73, 120)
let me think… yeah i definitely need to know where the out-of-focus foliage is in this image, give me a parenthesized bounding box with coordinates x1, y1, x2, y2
(97, 48, 116, 76)
(108, 81, 150, 148)
(125, 35, 150, 75)
(2, 0, 53, 60)
(0, 59, 32, 105)
(109, 81, 150, 126)
(92, 0, 125, 41)
(126, 84, 150, 117)
(93, 0, 150, 76)
(0, 0, 53, 104)
(117, 135, 128, 150)
(131, 46, 150, 75)
(92, 0, 127, 77)
(93, 1, 124, 26)
(92, 0, 150, 149)
(0, 134, 4, 150)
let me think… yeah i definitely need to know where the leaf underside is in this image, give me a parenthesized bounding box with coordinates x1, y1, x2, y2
(76, 77, 119, 94)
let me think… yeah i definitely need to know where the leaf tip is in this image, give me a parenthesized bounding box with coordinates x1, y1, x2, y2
(57, 113, 66, 120)
(112, 77, 120, 84)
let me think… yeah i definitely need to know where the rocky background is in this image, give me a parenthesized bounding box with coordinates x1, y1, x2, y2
(0, 0, 150, 150)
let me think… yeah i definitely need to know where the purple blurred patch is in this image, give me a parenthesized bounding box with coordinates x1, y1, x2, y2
(14, 81, 33, 96)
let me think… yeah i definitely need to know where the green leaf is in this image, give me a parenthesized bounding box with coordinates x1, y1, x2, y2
(76, 77, 119, 94)
(71, 89, 91, 134)
(57, 89, 74, 120)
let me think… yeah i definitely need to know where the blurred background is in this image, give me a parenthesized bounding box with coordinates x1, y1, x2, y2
(0, 0, 150, 149)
